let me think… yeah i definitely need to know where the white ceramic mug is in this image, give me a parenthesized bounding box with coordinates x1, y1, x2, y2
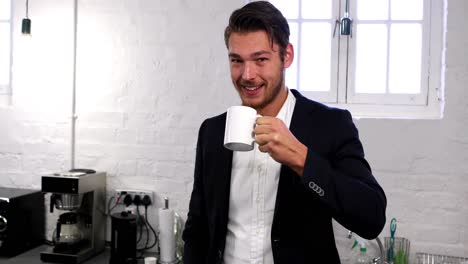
(224, 105, 259, 151)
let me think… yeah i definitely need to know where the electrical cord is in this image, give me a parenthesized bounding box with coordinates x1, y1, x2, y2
(106, 196, 115, 214)
(136, 205, 143, 244)
(106, 195, 121, 216)
(144, 210, 150, 250)
(143, 204, 158, 250)
(136, 205, 152, 252)
(136, 196, 158, 251)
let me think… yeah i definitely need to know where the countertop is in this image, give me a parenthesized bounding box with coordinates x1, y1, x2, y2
(0, 244, 161, 264)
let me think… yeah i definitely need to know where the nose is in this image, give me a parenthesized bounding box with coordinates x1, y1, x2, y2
(242, 61, 256, 80)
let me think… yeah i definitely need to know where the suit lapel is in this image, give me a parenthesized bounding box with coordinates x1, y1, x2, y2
(289, 89, 315, 144)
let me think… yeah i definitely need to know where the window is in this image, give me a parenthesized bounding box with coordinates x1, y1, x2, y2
(0, 0, 12, 98)
(266, 0, 446, 118)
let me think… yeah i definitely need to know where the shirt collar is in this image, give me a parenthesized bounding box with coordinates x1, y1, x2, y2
(276, 88, 296, 125)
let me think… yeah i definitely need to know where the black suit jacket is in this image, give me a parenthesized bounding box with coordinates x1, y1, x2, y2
(183, 90, 387, 264)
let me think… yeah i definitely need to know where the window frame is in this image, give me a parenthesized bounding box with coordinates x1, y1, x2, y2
(267, 0, 446, 119)
(340, 0, 445, 119)
(0, 0, 13, 104)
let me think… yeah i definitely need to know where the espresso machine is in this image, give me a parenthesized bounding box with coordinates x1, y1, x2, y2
(41, 170, 106, 264)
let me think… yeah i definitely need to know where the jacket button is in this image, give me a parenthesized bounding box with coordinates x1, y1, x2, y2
(308, 181, 316, 190)
(309, 181, 320, 192)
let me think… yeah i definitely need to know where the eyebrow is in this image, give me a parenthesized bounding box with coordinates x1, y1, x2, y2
(228, 50, 272, 59)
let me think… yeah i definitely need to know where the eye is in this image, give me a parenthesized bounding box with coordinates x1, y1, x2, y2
(230, 58, 243, 64)
(257, 57, 268, 63)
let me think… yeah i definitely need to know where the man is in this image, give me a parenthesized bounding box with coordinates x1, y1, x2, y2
(182, 1, 386, 263)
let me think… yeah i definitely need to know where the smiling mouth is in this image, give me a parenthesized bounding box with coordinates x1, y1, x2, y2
(241, 84, 264, 97)
(242, 83, 265, 91)
(245, 86, 260, 91)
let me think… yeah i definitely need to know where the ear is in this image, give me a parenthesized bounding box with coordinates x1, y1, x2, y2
(283, 43, 294, 69)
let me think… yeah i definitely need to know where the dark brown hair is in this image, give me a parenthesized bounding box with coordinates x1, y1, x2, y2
(224, 1, 290, 59)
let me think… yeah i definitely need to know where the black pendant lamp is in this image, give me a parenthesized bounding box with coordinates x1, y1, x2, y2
(22, 0, 31, 35)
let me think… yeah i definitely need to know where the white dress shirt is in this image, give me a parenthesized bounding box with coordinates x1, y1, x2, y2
(224, 89, 296, 264)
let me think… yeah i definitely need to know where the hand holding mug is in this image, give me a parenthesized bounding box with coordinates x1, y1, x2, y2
(254, 116, 308, 176)
(223, 105, 307, 176)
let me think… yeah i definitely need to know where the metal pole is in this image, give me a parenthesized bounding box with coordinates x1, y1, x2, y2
(70, 0, 78, 170)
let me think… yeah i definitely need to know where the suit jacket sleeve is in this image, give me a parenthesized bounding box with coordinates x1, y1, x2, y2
(301, 109, 386, 239)
(182, 120, 209, 264)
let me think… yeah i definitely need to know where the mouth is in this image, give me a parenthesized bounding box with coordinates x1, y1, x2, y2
(241, 84, 264, 95)
(245, 86, 259, 91)
(245, 86, 260, 91)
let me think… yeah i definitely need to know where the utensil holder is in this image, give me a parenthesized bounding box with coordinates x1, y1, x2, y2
(385, 236, 410, 264)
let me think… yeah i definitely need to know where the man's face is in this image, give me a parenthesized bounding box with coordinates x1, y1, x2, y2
(228, 31, 293, 115)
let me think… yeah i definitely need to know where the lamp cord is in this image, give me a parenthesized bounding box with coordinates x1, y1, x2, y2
(25, 0, 29, 18)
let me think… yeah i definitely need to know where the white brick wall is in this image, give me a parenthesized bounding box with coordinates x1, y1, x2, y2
(1, 0, 467, 262)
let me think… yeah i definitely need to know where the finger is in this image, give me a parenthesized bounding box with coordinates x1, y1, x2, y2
(254, 124, 273, 135)
(256, 116, 275, 125)
(255, 134, 269, 145)
(258, 143, 271, 154)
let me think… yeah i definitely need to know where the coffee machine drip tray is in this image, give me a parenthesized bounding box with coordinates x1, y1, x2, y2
(52, 240, 90, 254)
(41, 246, 93, 264)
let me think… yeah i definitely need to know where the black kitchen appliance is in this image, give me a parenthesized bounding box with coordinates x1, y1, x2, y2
(0, 187, 45, 257)
(110, 211, 137, 264)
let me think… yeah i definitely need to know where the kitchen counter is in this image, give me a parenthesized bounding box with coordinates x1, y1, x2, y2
(0, 244, 159, 264)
